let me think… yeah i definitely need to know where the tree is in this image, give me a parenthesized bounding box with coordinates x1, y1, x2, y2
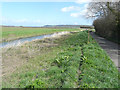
(86, 1, 120, 43)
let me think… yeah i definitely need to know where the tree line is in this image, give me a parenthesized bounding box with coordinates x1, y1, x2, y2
(87, 1, 120, 43)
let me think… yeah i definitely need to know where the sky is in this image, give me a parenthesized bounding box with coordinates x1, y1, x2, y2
(1, 1, 94, 26)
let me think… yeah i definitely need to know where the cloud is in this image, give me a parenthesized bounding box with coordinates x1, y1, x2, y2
(33, 20, 41, 23)
(70, 12, 81, 18)
(84, 3, 88, 8)
(75, 0, 91, 4)
(1, 17, 42, 26)
(61, 6, 81, 12)
(61, 2, 89, 18)
(1, 17, 8, 23)
(74, 22, 78, 25)
(70, 4, 88, 18)
(15, 19, 28, 23)
(70, 11, 86, 18)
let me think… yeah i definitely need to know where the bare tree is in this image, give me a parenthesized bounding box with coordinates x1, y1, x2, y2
(86, 1, 120, 42)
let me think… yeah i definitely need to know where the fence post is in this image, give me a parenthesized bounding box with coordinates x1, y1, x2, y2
(87, 29, 89, 44)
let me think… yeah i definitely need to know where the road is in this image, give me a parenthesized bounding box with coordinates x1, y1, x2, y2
(90, 32, 120, 71)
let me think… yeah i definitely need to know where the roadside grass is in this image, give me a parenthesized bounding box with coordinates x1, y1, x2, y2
(1, 27, 81, 42)
(45, 46, 81, 88)
(2, 31, 119, 88)
(25, 31, 119, 88)
(80, 42, 119, 88)
(25, 32, 87, 88)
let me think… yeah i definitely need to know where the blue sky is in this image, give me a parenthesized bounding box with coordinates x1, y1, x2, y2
(1, 2, 93, 26)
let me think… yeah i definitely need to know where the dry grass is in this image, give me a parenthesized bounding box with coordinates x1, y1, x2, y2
(2, 33, 72, 88)
(2, 38, 58, 76)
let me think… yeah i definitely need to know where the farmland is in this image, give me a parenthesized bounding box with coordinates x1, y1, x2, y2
(1, 27, 81, 42)
(1, 1, 119, 88)
(2, 28, 119, 88)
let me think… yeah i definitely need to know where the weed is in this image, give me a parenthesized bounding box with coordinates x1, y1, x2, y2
(2, 30, 119, 88)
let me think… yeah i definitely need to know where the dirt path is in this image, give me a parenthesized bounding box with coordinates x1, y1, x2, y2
(90, 32, 120, 71)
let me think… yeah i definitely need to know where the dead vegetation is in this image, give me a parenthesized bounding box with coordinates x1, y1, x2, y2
(2, 34, 70, 76)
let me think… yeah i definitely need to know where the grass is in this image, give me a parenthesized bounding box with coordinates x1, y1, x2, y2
(80, 43, 119, 88)
(2, 30, 119, 88)
(1, 27, 81, 42)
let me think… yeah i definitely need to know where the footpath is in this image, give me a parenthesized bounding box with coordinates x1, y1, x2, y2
(90, 32, 120, 71)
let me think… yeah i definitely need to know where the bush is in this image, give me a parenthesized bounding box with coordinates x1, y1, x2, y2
(93, 14, 119, 43)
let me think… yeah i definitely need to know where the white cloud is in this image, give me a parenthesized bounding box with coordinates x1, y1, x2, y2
(84, 3, 89, 8)
(70, 9, 87, 18)
(81, 9, 87, 15)
(1, 17, 8, 23)
(61, 6, 81, 12)
(74, 22, 78, 25)
(15, 19, 28, 23)
(70, 12, 81, 18)
(61, 2, 90, 18)
(70, 3, 90, 18)
(1, 0, 119, 3)
(82, 3, 96, 18)
(34, 20, 41, 23)
(75, 0, 91, 4)
(1, 17, 42, 26)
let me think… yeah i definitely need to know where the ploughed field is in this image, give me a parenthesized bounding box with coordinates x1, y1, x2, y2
(1, 27, 119, 88)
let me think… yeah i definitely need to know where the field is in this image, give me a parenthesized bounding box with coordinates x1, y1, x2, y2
(1, 27, 81, 42)
(2, 28, 119, 88)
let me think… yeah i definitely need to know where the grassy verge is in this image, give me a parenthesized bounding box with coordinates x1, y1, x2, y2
(2, 31, 119, 88)
(1, 27, 81, 42)
(80, 42, 119, 88)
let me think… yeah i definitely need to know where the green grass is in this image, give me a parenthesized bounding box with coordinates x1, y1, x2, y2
(1, 27, 81, 42)
(2, 31, 119, 88)
(80, 43, 119, 88)
(25, 31, 119, 88)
